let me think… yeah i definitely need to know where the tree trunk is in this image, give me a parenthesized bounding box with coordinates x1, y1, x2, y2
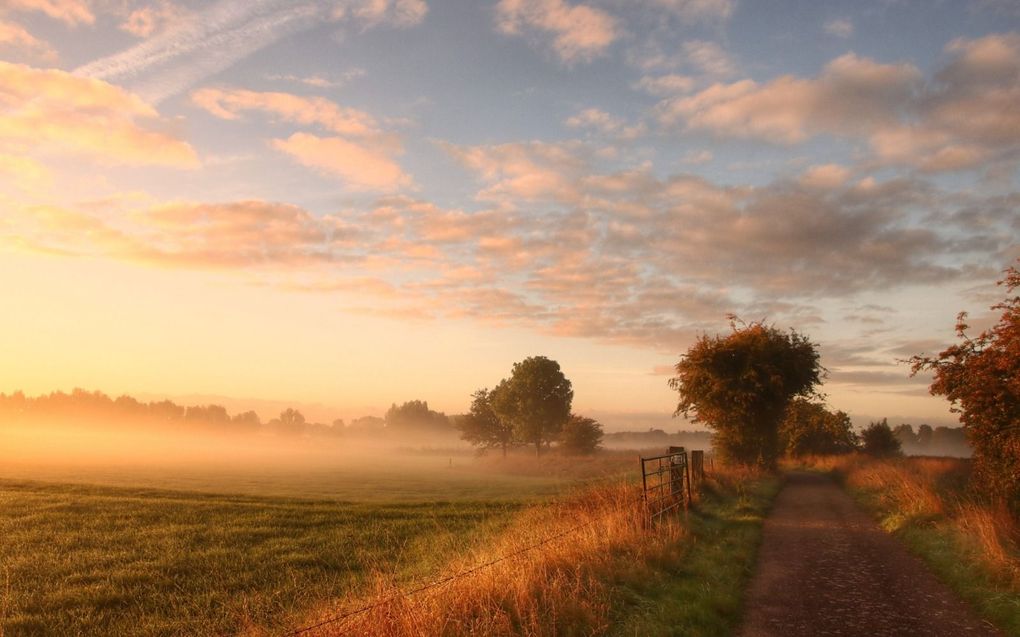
(535, 440, 541, 457)
(502, 442, 507, 458)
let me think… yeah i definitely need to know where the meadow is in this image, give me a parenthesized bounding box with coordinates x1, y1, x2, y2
(0, 439, 648, 636)
(0, 425, 778, 637)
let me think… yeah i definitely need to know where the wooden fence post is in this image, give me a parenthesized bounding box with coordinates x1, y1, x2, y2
(691, 450, 704, 482)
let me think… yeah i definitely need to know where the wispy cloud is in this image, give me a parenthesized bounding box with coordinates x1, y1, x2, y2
(75, 0, 428, 104)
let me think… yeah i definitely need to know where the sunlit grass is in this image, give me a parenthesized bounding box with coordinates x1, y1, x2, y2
(0, 479, 527, 636)
(295, 464, 780, 637)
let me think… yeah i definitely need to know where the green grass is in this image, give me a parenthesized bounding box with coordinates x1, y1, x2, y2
(608, 473, 781, 636)
(0, 454, 571, 502)
(0, 479, 528, 636)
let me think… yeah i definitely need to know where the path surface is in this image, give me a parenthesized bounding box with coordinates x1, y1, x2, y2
(738, 471, 1002, 637)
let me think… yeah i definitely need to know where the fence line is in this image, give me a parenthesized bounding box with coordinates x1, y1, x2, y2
(282, 498, 635, 636)
(284, 447, 708, 636)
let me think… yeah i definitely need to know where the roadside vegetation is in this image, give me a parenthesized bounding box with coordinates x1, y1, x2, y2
(794, 454, 1020, 636)
(291, 464, 779, 637)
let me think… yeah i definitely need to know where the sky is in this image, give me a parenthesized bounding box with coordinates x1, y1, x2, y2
(0, 0, 1018, 430)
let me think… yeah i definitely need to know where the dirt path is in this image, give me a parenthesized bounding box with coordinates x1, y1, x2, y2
(738, 471, 1002, 637)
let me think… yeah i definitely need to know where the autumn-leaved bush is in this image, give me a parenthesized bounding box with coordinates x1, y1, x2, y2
(669, 319, 823, 468)
(910, 261, 1020, 513)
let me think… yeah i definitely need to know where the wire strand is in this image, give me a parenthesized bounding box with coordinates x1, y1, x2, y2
(280, 496, 649, 637)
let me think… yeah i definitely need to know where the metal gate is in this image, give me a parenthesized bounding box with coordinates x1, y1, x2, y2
(640, 445, 692, 522)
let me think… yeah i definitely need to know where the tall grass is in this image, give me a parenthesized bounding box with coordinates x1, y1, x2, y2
(793, 454, 1020, 634)
(294, 465, 778, 637)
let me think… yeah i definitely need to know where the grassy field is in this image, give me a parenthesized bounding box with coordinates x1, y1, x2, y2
(0, 479, 531, 636)
(0, 435, 780, 637)
(795, 455, 1020, 636)
(0, 449, 642, 636)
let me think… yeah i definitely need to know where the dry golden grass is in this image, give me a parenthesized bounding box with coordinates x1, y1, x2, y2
(289, 480, 666, 636)
(287, 464, 762, 637)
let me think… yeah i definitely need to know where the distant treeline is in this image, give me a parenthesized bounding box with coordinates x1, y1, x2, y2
(0, 389, 460, 440)
(891, 423, 970, 457)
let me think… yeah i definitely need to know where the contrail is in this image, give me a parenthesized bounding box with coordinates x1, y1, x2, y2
(74, 0, 324, 103)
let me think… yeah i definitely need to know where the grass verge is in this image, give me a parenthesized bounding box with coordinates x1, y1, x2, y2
(608, 469, 781, 637)
(793, 455, 1020, 636)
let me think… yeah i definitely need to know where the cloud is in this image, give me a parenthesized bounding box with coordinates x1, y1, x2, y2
(191, 88, 384, 137)
(119, 1, 190, 38)
(799, 163, 850, 189)
(0, 153, 51, 188)
(0, 19, 56, 62)
(824, 18, 854, 39)
(9, 150, 1015, 354)
(656, 34, 1020, 172)
(331, 0, 428, 28)
(5, 199, 356, 269)
(681, 149, 713, 164)
(565, 108, 646, 140)
(272, 133, 411, 191)
(0, 62, 197, 167)
(442, 140, 588, 205)
(192, 87, 410, 191)
(682, 40, 738, 77)
(657, 53, 920, 143)
(6, 0, 93, 25)
(76, 0, 428, 103)
(265, 68, 366, 89)
(634, 74, 695, 96)
(645, 0, 735, 22)
(495, 0, 619, 64)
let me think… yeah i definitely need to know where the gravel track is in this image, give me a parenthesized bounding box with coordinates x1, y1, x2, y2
(738, 471, 1002, 637)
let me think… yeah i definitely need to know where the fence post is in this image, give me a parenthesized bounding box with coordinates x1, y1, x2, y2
(691, 450, 704, 483)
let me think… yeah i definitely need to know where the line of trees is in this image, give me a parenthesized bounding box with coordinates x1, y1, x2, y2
(0, 389, 460, 441)
(456, 356, 604, 456)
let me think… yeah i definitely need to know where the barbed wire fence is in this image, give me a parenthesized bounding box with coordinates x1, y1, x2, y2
(283, 449, 707, 636)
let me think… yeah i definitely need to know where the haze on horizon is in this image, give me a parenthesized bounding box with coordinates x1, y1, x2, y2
(1, 0, 1018, 429)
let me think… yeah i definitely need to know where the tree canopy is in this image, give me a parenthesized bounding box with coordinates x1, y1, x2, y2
(456, 387, 516, 456)
(669, 319, 823, 468)
(559, 415, 604, 455)
(860, 419, 902, 457)
(910, 261, 1020, 511)
(490, 356, 573, 457)
(779, 398, 857, 457)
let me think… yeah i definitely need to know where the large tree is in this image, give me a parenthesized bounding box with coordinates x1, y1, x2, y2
(669, 319, 823, 468)
(457, 387, 516, 457)
(490, 356, 573, 457)
(910, 261, 1020, 512)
